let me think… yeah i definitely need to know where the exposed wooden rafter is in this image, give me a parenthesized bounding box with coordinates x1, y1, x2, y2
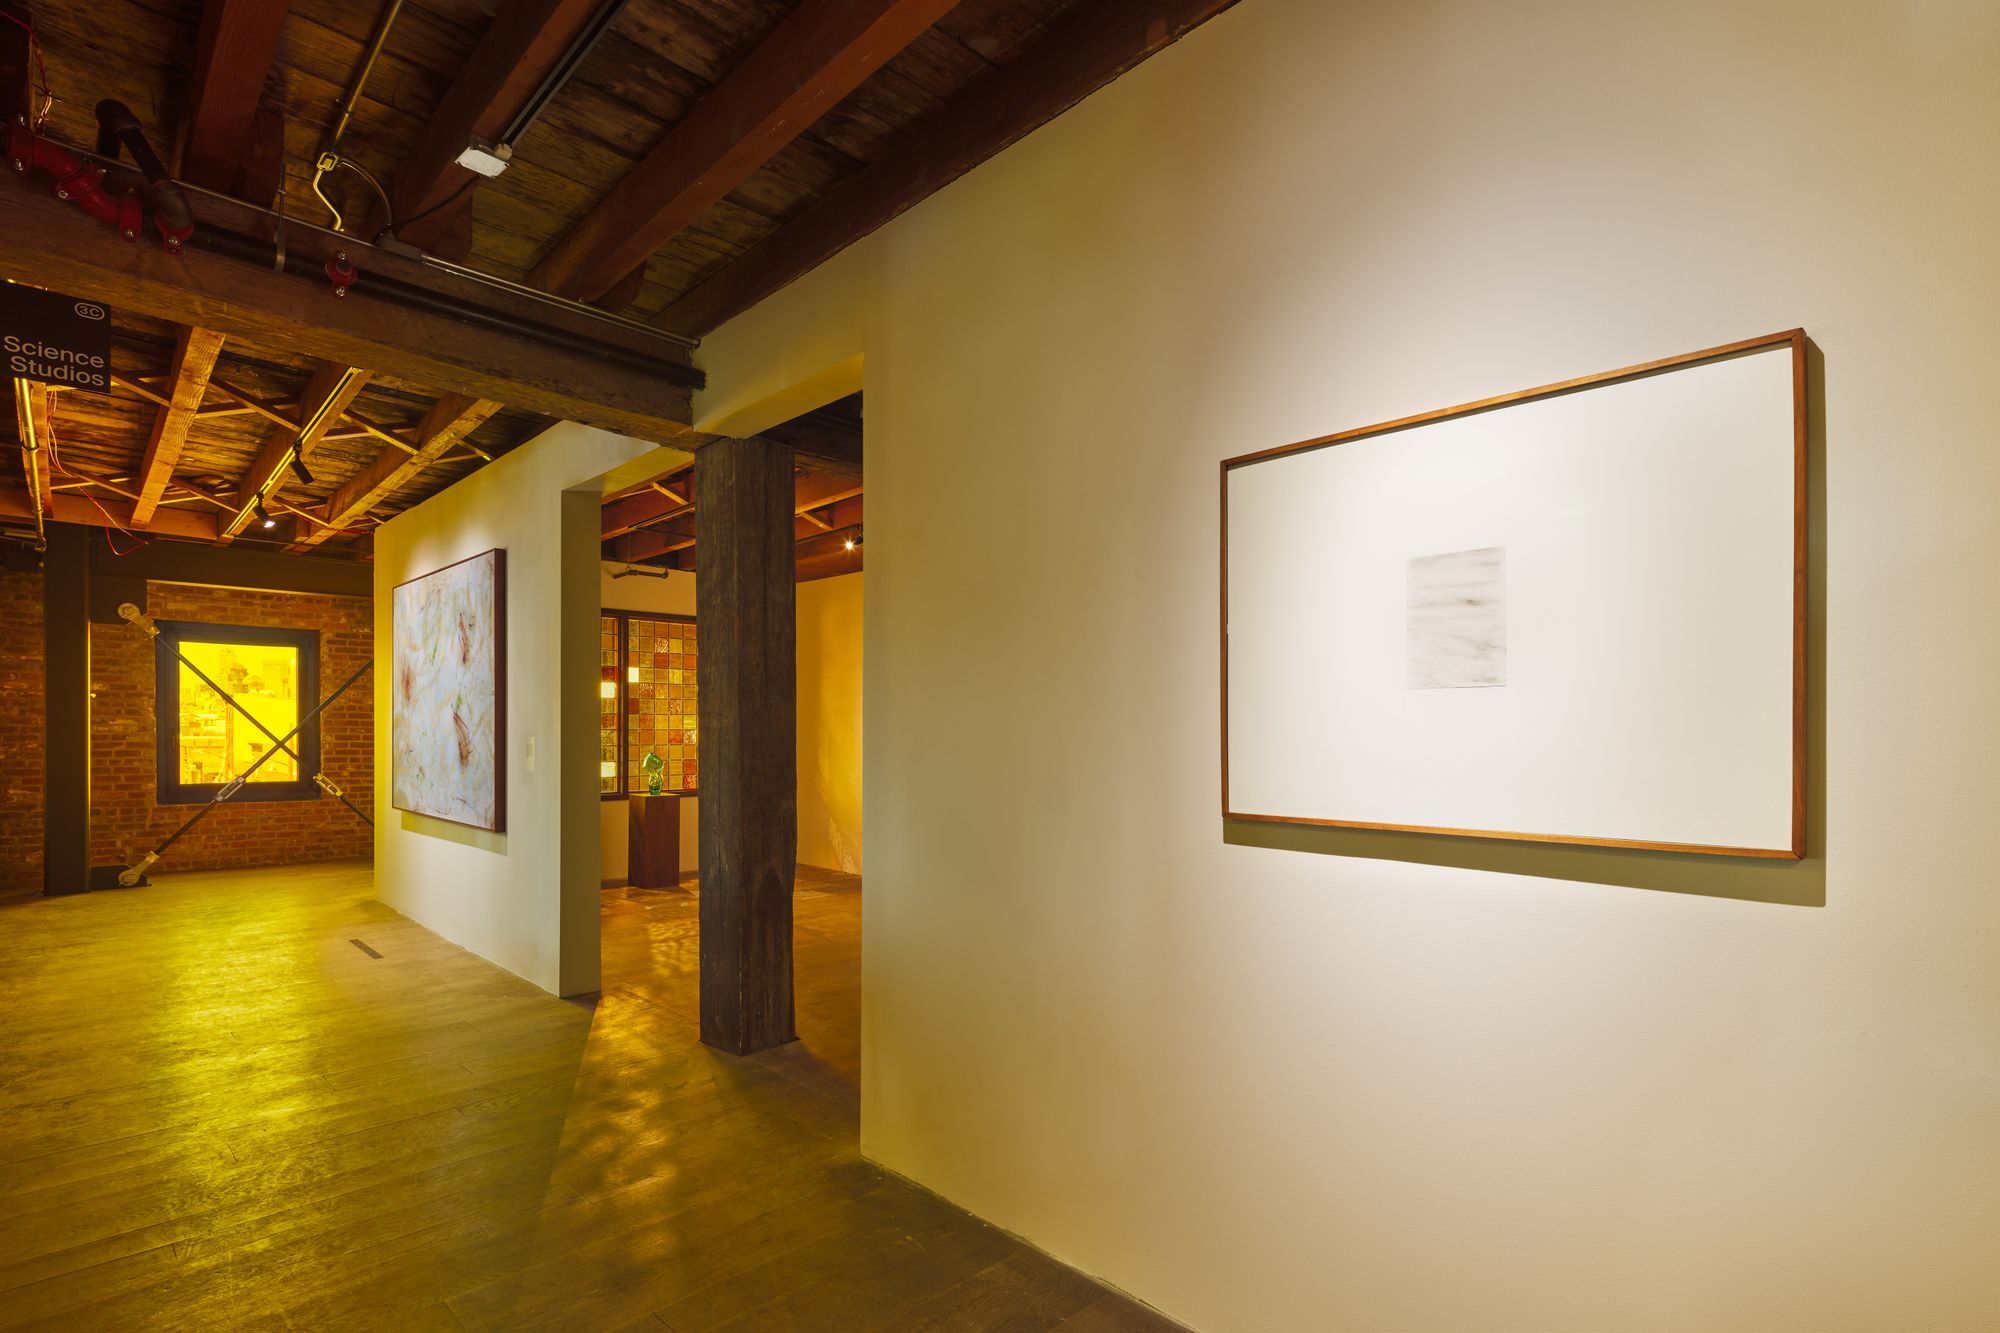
(131, 327, 228, 525)
(607, 493, 863, 569)
(220, 363, 371, 542)
(0, 485, 219, 541)
(0, 183, 701, 445)
(762, 414, 862, 477)
(660, 0, 1244, 334)
(180, 0, 291, 201)
(792, 470, 866, 513)
(391, 0, 607, 254)
(603, 467, 863, 541)
(606, 515, 698, 564)
(529, 0, 965, 303)
(294, 393, 503, 549)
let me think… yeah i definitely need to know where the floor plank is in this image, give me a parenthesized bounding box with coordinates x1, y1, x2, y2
(0, 861, 1183, 1331)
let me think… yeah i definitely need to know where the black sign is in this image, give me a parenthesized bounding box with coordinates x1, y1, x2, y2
(0, 283, 111, 392)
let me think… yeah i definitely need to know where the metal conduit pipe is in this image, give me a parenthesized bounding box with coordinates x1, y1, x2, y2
(183, 225, 705, 388)
(9, 132, 696, 386)
(14, 384, 48, 550)
(47, 140, 700, 351)
(314, 0, 408, 233)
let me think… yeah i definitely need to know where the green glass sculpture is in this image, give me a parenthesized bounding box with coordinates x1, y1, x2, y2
(641, 750, 666, 796)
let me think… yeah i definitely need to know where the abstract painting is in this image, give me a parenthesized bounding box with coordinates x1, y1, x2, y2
(1407, 547, 1506, 689)
(1222, 330, 1807, 857)
(392, 549, 506, 831)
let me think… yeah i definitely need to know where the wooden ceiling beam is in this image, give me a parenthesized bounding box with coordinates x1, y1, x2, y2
(762, 415, 862, 476)
(197, 378, 410, 455)
(602, 488, 693, 540)
(795, 495, 862, 541)
(132, 327, 228, 525)
(613, 495, 863, 568)
(0, 183, 699, 444)
(529, 0, 966, 302)
(792, 470, 865, 512)
(180, 0, 292, 198)
(606, 515, 698, 563)
(294, 393, 502, 549)
(660, 0, 1244, 334)
(600, 466, 863, 538)
(0, 486, 220, 542)
(13, 378, 53, 520)
(220, 363, 372, 542)
(795, 543, 863, 582)
(392, 0, 607, 252)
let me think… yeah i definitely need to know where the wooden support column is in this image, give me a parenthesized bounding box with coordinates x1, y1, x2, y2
(695, 436, 798, 1055)
(42, 522, 91, 896)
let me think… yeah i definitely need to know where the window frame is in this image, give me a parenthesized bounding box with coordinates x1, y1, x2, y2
(155, 620, 323, 805)
(599, 609, 698, 801)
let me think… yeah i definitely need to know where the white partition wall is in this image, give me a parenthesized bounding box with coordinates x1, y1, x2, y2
(694, 0, 2000, 1327)
(375, 424, 678, 997)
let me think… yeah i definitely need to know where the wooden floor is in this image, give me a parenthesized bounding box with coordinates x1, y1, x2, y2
(0, 862, 1181, 1332)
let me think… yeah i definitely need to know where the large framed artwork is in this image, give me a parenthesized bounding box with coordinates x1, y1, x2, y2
(392, 549, 506, 831)
(1222, 330, 1806, 859)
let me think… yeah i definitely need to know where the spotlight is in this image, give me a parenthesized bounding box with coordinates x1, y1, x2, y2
(254, 496, 276, 530)
(289, 454, 314, 486)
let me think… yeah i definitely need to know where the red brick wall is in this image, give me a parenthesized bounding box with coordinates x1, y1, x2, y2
(0, 568, 44, 891)
(0, 571, 373, 890)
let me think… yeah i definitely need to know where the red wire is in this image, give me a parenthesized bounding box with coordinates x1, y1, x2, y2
(0, 11, 53, 128)
(80, 489, 150, 555)
(39, 416, 152, 554)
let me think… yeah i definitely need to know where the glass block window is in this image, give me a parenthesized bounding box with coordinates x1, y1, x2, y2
(598, 611, 697, 797)
(625, 615, 697, 792)
(599, 615, 620, 793)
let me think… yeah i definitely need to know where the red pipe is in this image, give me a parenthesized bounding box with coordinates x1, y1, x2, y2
(7, 123, 174, 249)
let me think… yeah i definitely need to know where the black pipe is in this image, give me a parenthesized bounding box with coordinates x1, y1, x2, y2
(67, 103, 701, 389)
(186, 225, 705, 389)
(93, 99, 194, 237)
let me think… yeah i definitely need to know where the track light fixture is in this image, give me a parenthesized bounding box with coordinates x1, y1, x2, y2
(289, 453, 314, 486)
(254, 496, 276, 530)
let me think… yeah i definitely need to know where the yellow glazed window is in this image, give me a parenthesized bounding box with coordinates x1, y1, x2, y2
(176, 641, 302, 785)
(156, 621, 322, 805)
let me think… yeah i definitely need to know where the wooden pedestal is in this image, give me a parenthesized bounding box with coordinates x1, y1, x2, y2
(628, 793, 682, 889)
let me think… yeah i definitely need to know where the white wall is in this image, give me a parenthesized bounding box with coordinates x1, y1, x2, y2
(375, 425, 682, 996)
(599, 563, 699, 880)
(797, 572, 863, 872)
(695, 1, 2000, 1328)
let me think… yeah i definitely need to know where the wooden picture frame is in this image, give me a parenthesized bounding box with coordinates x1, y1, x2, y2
(391, 548, 507, 832)
(1221, 330, 1807, 859)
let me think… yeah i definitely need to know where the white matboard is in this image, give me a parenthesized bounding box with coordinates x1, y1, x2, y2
(1222, 333, 1805, 858)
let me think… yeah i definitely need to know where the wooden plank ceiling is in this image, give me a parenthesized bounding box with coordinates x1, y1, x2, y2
(1, 0, 1238, 570)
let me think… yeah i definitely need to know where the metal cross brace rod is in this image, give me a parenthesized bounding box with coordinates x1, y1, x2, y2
(118, 603, 374, 824)
(116, 603, 374, 884)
